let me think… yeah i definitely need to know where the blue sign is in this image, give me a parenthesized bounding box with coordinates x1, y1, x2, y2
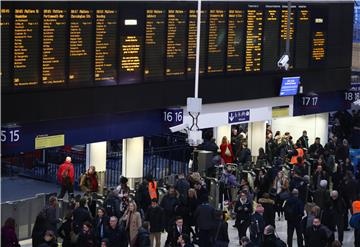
(163, 109, 183, 126)
(280, 76, 300, 96)
(228, 110, 250, 124)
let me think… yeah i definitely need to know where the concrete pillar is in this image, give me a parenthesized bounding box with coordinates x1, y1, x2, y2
(86, 141, 107, 193)
(122, 136, 144, 189)
(248, 121, 266, 157)
(215, 125, 232, 147)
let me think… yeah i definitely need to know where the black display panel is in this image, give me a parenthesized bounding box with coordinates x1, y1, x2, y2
(1, 8, 11, 87)
(187, 9, 208, 76)
(95, 9, 117, 83)
(295, 6, 311, 69)
(69, 9, 93, 84)
(279, 6, 295, 68)
(227, 9, 245, 73)
(166, 9, 187, 78)
(311, 7, 327, 67)
(245, 6, 263, 72)
(42, 9, 67, 85)
(263, 6, 280, 71)
(13, 8, 40, 86)
(207, 9, 226, 74)
(144, 9, 166, 81)
(119, 35, 143, 83)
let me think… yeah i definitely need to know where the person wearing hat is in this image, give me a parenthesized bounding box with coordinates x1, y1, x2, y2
(250, 204, 265, 246)
(283, 189, 304, 247)
(38, 230, 57, 247)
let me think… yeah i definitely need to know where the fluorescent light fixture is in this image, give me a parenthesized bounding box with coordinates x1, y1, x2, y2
(125, 19, 137, 26)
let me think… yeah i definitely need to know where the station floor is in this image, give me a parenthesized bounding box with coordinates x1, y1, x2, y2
(2, 177, 355, 246)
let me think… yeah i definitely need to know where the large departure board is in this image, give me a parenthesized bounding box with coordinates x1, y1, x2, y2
(207, 9, 226, 73)
(69, 9, 93, 84)
(42, 9, 67, 85)
(311, 9, 327, 67)
(295, 6, 311, 69)
(95, 10, 117, 83)
(227, 9, 245, 73)
(145, 9, 166, 81)
(263, 6, 280, 71)
(280, 7, 295, 67)
(245, 7, 263, 72)
(166, 9, 187, 78)
(187, 9, 207, 76)
(14, 9, 40, 86)
(119, 35, 142, 83)
(1, 8, 11, 87)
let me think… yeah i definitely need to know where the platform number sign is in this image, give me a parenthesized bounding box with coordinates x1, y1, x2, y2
(1, 127, 21, 143)
(163, 109, 183, 125)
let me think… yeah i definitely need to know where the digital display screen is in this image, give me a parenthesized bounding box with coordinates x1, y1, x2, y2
(279, 7, 295, 68)
(1, 8, 11, 87)
(263, 6, 280, 71)
(227, 9, 245, 72)
(245, 7, 263, 72)
(280, 76, 300, 96)
(295, 6, 311, 69)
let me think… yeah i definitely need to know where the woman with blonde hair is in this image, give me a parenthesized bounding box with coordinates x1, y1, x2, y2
(121, 201, 142, 246)
(220, 136, 234, 164)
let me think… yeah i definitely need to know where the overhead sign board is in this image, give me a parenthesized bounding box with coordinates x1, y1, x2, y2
(228, 109, 250, 124)
(280, 76, 300, 96)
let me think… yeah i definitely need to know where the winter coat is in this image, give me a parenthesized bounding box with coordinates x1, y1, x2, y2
(160, 194, 180, 229)
(258, 197, 276, 227)
(250, 213, 265, 245)
(175, 178, 190, 199)
(57, 161, 75, 185)
(122, 208, 142, 246)
(93, 215, 109, 241)
(283, 196, 304, 223)
(212, 220, 229, 244)
(194, 202, 216, 230)
(136, 227, 151, 247)
(76, 230, 97, 247)
(105, 225, 128, 247)
(234, 200, 253, 226)
(73, 206, 92, 234)
(305, 225, 331, 247)
(145, 205, 164, 233)
(220, 143, 234, 164)
(1, 225, 20, 247)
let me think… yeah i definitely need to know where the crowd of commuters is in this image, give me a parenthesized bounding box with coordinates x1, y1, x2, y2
(2, 110, 360, 247)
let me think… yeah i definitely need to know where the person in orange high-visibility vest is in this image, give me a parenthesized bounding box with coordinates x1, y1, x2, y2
(148, 177, 158, 201)
(290, 147, 304, 165)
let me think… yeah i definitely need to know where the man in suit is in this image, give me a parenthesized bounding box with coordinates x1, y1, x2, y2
(168, 216, 190, 247)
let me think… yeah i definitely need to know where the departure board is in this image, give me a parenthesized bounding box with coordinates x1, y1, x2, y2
(187, 9, 208, 76)
(1, 8, 10, 87)
(207, 9, 226, 73)
(119, 35, 142, 83)
(42, 9, 67, 85)
(14, 9, 40, 86)
(311, 13, 327, 66)
(95, 10, 117, 83)
(295, 6, 311, 69)
(166, 9, 187, 78)
(69, 9, 93, 84)
(245, 8, 263, 72)
(263, 6, 280, 71)
(145, 9, 166, 81)
(280, 7, 295, 67)
(227, 9, 245, 72)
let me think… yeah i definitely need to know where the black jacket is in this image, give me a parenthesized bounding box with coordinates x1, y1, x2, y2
(234, 200, 253, 225)
(104, 225, 128, 247)
(305, 225, 331, 247)
(175, 178, 190, 199)
(145, 205, 164, 233)
(73, 206, 92, 234)
(283, 196, 304, 222)
(250, 213, 265, 244)
(136, 227, 151, 247)
(57, 219, 73, 247)
(194, 202, 216, 230)
(212, 220, 229, 243)
(258, 198, 276, 227)
(43, 206, 59, 233)
(168, 224, 191, 247)
(93, 216, 109, 240)
(76, 230, 97, 247)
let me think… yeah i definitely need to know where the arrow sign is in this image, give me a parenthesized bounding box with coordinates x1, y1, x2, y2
(228, 110, 250, 124)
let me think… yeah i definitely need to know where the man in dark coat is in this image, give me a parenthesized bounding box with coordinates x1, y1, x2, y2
(104, 216, 128, 247)
(194, 197, 216, 247)
(309, 137, 324, 159)
(168, 216, 191, 247)
(258, 193, 276, 227)
(175, 174, 190, 200)
(73, 198, 92, 234)
(283, 189, 304, 247)
(234, 191, 253, 245)
(250, 205, 266, 246)
(145, 199, 164, 247)
(136, 222, 151, 247)
(305, 218, 332, 247)
(297, 130, 309, 149)
(328, 190, 347, 244)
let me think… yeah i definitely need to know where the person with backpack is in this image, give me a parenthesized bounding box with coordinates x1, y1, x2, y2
(80, 166, 99, 193)
(283, 189, 304, 247)
(250, 204, 265, 246)
(220, 165, 239, 202)
(57, 156, 75, 199)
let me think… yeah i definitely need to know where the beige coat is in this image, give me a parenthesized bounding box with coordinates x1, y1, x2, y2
(122, 206, 142, 246)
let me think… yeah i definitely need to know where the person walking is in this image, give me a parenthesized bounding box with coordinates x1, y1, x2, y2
(328, 190, 346, 244)
(122, 201, 142, 247)
(2, 217, 20, 247)
(212, 210, 229, 247)
(250, 204, 266, 246)
(305, 218, 333, 247)
(73, 198, 92, 234)
(57, 156, 75, 198)
(234, 191, 253, 245)
(194, 197, 216, 247)
(145, 198, 164, 247)
(220, 136, 234, 164)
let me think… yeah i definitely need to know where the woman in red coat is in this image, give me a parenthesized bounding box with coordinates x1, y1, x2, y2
(220, 136, 234, 164)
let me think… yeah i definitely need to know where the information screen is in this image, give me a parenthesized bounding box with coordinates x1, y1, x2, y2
(280, 7, 295, 68)
(227, 9, 245, 72)
(95, 9, 117, 83)
(1, 8, 11, 87)
(263, 6, 280, 71)
(69, 9, 93, 84)
(42, 9, 67, 85)
(119, 35, 142, 83)
(145, 9, 166, 81)
(207, 9, 226, 73)
(311, 9, 327, 67)
(245, 7, 263, 72)
(187, 9, 207, 76)
(14, 9, 40, 86)
(166, 9, 187, 78)
(295, 6, 311, 69)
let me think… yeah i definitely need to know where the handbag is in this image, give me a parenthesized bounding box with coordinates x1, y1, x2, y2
(224, 146, 231, 157)
(213, 222, 229, 247)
